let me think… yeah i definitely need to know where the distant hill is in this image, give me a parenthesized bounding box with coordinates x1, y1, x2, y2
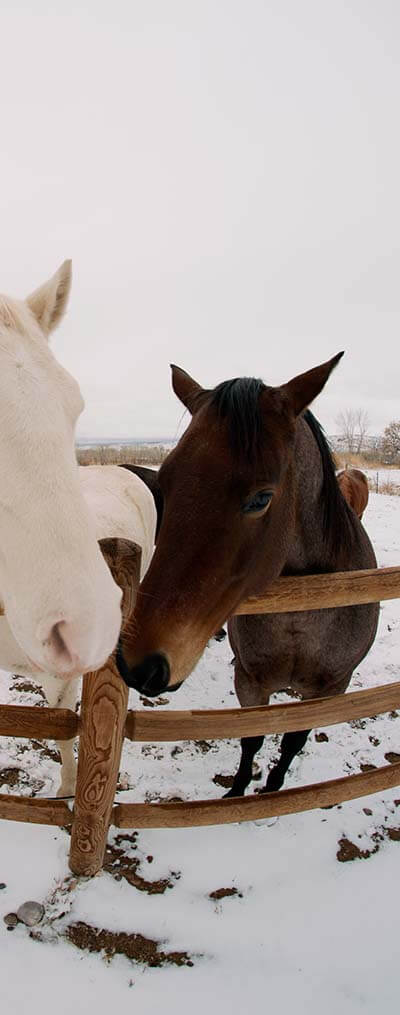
(76, 437, 176, 450)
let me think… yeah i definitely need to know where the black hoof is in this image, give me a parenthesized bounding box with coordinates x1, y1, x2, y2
(263, 773, 283, 793)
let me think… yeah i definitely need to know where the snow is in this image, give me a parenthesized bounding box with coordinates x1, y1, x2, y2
(1, 490, 400, 1014)
(364, 468, 400, 493)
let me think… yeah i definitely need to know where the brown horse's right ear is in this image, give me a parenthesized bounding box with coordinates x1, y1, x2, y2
(281, 352, 344, 417)
(170, 365, 205, 414)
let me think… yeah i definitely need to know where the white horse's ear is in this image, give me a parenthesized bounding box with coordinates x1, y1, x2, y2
(26, 260, 72, 338)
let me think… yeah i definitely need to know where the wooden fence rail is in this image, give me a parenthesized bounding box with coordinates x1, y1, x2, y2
(0, 705, 78, 741)
(0, 552, 400, 876)
(236, 565, 400, 615)
(125, 679, 400, 741)
(113, 761, 400, 829)
(3, 678, 400, 746)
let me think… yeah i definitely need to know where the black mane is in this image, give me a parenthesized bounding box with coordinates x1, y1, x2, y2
(209, 376, 267, 460)
(303, 409, 354, 555)
(209, 377, 353, 554)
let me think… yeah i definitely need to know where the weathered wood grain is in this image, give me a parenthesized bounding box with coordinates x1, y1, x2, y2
(125, 680, 400, 742)
(69, 539, 141, 876)
(113, 761, 400, 829)
(0, 704, 78, 740)
(235, 565, 400, 615)
(0, 792, 72, 826)
(69, 661, 129, 875)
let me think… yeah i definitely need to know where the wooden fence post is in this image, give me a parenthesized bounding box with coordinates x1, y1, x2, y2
(69, 538, 141, 876)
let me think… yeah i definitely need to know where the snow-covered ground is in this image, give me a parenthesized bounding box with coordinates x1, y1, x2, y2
(1, 491, 400, 1014)
(364, 468, 400, 493)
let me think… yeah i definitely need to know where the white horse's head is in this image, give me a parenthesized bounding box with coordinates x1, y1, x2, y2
(0, 261, 122, 677)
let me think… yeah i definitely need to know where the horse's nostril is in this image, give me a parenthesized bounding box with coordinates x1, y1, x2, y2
(46, 621, 74, 666)
(117, 651, 170, 696)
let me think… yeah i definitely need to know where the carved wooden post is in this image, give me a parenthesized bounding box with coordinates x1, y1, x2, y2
(69, 538, 141, 876)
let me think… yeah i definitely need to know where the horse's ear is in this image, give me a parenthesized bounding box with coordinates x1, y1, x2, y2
(26, 260, 72, 338)
(281, 352, 344, 417)
(170, 365, 205, 414)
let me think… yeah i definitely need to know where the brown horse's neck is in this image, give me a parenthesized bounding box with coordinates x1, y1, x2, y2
(282, 415, 372, 577)
(284, 416, 329, 574)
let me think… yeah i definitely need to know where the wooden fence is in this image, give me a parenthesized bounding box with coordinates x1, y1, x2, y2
(0, 543, 400, 876)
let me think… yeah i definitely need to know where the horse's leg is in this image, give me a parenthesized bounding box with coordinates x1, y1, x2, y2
(262, 728, 311, 793)
(262, 668, 353, 792)
(224, 735, 265, 797)
(40, 674, 81, 797)
(224, 657, 271, 797)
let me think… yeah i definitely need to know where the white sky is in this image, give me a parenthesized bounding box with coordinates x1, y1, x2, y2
(1, 1, 399, 438)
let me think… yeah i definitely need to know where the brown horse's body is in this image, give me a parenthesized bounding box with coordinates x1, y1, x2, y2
(117, 355, 379, 795)
(337, 468, 369, 520)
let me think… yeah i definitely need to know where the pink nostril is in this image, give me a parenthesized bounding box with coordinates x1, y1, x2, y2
(47, 621, 74, 667)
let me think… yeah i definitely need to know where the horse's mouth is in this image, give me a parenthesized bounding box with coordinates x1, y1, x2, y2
(115, 639, 183, 696)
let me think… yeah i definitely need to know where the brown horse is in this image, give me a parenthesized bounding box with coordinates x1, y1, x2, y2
(117, 354, 378, 795)
(337, 468, 369, 520)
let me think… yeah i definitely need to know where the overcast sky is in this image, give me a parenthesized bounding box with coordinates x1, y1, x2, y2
(1, 1, 399, 438)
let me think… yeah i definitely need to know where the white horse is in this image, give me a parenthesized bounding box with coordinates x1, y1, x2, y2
(0, 263, 156, 794)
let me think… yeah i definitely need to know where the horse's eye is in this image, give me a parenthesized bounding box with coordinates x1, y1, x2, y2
(242, 491, 273, 514)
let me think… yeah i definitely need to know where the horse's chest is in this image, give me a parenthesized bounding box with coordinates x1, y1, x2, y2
(230, 605, 372, 690)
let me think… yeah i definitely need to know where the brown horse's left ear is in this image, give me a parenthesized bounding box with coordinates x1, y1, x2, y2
(170, 365, 205, 414)
(280, 352, 344, 417)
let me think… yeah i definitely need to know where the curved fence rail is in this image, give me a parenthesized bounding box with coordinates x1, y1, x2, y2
(0, 554, 400, 876)
(125, 679, 400, 741)
(113, 761, 400, 829)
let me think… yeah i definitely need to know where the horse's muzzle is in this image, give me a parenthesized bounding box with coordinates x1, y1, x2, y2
(116, 641, 182, 696)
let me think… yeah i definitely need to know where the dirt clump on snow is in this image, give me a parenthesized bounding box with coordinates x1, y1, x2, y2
(212, 773, 234, 789)
(66, 921, 194, 967)
(194, 740, 214, 754)
(139, 696, 169, 708)
(0, 767, 23, 788)
(386, 827, 400, 841)
(104, 843, 179, 895)
(336, 837, 380, 862)
(12, 678, 46, 699)
(384, 752, 400, 764)
(209, 887, 243, 900)
(337, 823, 400, 862)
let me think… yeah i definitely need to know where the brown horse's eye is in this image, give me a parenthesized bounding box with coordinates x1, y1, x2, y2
(242, 491, 273, 514)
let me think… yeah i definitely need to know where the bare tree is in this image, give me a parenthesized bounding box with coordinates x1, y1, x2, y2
(381, 421, 400, 464)
(335, 408, 370, 453)
(354, 409, 370, 453)
(335, 409, 357, 452)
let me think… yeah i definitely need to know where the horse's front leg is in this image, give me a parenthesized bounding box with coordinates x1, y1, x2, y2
(40, 674, 81, 798)
(224, 735, 265, 797)
(262, 728, 311, 793)
(224, 659, 271, 797)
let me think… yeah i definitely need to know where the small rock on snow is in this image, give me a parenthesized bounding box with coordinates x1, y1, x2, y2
(4, 913, 18, 929)
(16, 901, 44, 927)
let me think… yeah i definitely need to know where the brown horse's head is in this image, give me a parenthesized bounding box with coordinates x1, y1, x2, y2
(117, 353, 343, 696)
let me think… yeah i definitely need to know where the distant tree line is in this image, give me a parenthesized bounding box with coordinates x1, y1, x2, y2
(77, 415, 400, 469)
(77, 444, 170, 467)
(334, 408, 400, 465)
